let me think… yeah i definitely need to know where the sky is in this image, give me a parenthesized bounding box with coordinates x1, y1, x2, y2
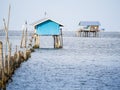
(0, 0, 120, 31)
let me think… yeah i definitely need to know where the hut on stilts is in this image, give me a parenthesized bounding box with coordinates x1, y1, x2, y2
(31, 18, 63, 48)
(76, 21, 101, 37)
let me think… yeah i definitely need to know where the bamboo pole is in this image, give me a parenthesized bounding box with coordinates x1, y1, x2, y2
(7, 43, 11, 75)
(0, 41, 4, 88)
(35, 35, 38, 48)
(37, 35, 40, 48)
(0, 41, 4, 73)
(20, 29, 25, 48)
(53, 35, 61, 49)
(25, 21, 27, 48)
(28, 33, 35, 52)
(33, 34, 39, 48)
(53, 35, 55, 48)
(54, 36, 56, 48)
(20, 21, 27, 48)
(3, 5, 11, 76)
(0, 41, 6, 90)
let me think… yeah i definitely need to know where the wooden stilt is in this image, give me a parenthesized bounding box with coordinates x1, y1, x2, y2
(25, 22, 27, 48)
(20, 29, 24, 48)
(33, 34, 36, 48)
(1, 5, 11, 89)
(79, 31, 81, 37)
(37, 35, 40, 48)
(0, 41, 3, 82)
(97, 31, 99, 37)
(28, 34, 34, 52)
(33, 34, 39, 48)
(0, 41, 4, 73)
(57, 36, 60, 48)
(53, 35, 62, 49)
(55, 36, 59, 48)
(20, 21, 28, 48)
(0, 41, 6, 90)
(53, 35, 55, 48)
(54, 35, 57, 48)
(7, 43, 11, 75)
(60, 29, 63, 48)
(53, 35, 57, 48)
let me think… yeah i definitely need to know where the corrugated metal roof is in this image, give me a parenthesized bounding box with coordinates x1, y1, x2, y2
(79, 21, 101, 26)
(31, 18, 63, 27)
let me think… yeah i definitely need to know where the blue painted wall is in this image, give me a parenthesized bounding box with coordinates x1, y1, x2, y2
(35, 20, 60, 35)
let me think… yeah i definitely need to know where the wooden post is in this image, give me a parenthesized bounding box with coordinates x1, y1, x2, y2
(33, 34, 39, 48)
(35, 35, 37, 47)
(20, 29, 25, 48)
(3, 4, 11, 70)
(7, 43, 11, 75)
(16, 45, 17, 53)
(25, 21, 27, 48)
(92, 32, 94, 37)
(80, 30, 82, 37)
(79, 31, 81, 37)
(53, 35, 55, 48)
(24, 49, 27, 60)
(57, 36, 60, 48)
(86, 32, 88, 37)
(0, 41, 3, 85)
(16, 51, 20, 67)
(20, 21, 28, 48)
(60, 28, 63, 48)
(28, 34, 34, 52)
(53, 35, 62, 49)
(33, 34, 36, 48)
(93, 31, 95, 37)
(0, 41, 4, 73)
(3, 49, 7, 77)
(53, 35, 57, 48)
(97, 30, 99, 37)
(37, 35, 40, 48)
(0, 41, 6, 90)
(89, 31, 90, 37)
(55, 35, 57, 48)
(83, 31, 85, 37)
(84, 32, 86, 37)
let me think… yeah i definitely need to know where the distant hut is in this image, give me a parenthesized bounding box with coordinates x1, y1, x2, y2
(76, 21, 101, 37)
(31, 18, 63, 48)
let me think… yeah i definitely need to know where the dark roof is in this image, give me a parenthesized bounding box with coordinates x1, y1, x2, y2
(31, 18, 63, 27)
(79, 21, 101, 26)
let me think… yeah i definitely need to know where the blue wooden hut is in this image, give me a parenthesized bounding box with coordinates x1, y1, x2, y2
(32, 18, 63, 48)
(32, 18, 63, 36)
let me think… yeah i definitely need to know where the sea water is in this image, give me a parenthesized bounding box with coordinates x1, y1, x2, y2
(0, 31, 120, 90)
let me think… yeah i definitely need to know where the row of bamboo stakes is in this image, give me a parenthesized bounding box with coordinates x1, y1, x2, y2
(0, 5, 63, 90)
(0, 23, 63, 90)
(0, 5, 35, 90)
(0, 41, 32, 90)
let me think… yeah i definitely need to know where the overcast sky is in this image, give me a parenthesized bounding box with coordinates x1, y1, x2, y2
(0, 0, 120, 31)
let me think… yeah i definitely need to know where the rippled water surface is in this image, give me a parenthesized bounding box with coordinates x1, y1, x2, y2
(1, 31, 120, 90)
